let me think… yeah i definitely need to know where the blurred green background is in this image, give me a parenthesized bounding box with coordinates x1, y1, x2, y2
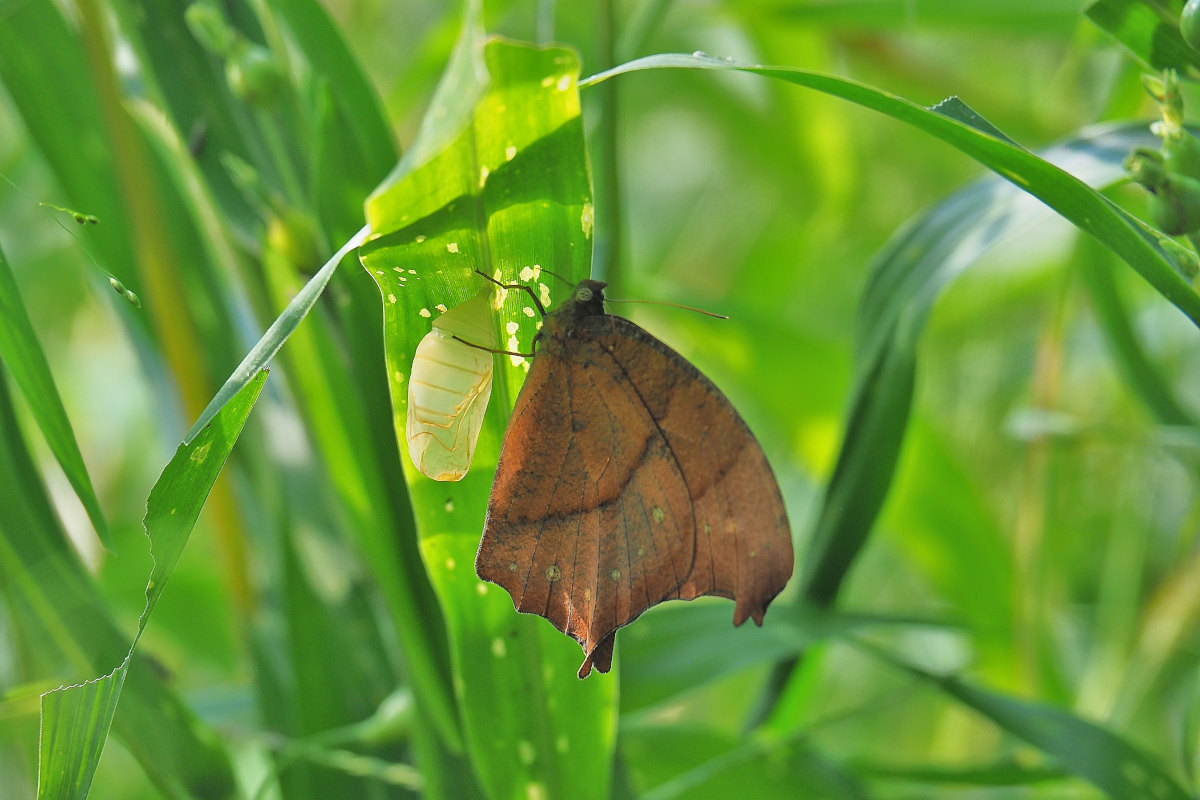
(4, 0, 1200, 798)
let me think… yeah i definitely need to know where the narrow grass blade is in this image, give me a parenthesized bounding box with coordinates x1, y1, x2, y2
(867, 643, 1192, 800)
(581, 53, 1200, 329)
(0, 242, 110, 548)
(183, 227, 367, 443)
(36, 369, 268, 800)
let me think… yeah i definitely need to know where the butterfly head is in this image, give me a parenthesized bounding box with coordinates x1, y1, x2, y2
(572, 279, 608, 316)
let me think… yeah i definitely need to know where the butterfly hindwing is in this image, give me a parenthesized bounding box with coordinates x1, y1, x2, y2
(584, 316, 793, 626)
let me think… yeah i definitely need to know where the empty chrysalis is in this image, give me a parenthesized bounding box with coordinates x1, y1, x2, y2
(407, 289, 497, 481)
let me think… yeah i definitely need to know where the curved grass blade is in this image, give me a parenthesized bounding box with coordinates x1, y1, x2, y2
(619, 602, 953, 713)
(587, 52, 1199, 607)
(37, 369, 268, 800)
(581, 52, 1200, 330)
(359, 31, 612, 800)
(866, 641, 1191, 800)
(183, 226, 367, 443)
(0, 241, 110, 548)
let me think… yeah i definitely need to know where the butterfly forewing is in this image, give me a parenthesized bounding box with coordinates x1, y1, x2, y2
(478, 331, 695, 671)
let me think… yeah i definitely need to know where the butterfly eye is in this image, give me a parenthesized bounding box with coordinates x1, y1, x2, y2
(407, 291, 497, 481)
(575, 286, 593, 303)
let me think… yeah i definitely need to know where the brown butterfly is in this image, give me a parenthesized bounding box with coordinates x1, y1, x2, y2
(475, 278, 793, 678)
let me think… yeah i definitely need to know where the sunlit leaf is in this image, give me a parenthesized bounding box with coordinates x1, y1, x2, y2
(359, 33, 611, 800)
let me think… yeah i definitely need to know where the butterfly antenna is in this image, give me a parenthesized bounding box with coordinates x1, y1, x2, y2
(604, 297, 729, 320)
(474, 269, 546, 316)
(537, 267, 574, 289)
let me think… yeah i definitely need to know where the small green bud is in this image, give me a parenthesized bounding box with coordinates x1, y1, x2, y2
(1147, 173, 1200, 235)
(185, 1, 236, 56)
(226, 42, 284, 107)
(1125, 147, 1168, 190)
(1163, 129, 1200, 180)
(1183, 0, 1200, 51)
(109, 276, 125, 294)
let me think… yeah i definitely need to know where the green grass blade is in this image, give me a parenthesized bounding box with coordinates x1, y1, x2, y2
(269, 0, 397, 180)
(868, 643, 1192, 800)
(36, 369, 267, 800)
(0, 0, 138, 284)
(809, 123, 1164, 605)
(0, 382, 236, 799)
(37, 669, 126, 800)
(183, 226, 367, 443)
(0, 240, 110, 548)
(1086, 0, 1200, 73)
(359, 32, 612, 800)
(619, 603, 946, 712)
(752, 0, 1082, 34)
(582, 53, 1200, 330)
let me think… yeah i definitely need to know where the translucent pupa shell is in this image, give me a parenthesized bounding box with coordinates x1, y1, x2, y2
(407, 290, 497, 481)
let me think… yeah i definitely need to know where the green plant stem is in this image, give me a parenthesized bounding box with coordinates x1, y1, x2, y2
(591, 0, 622, 289)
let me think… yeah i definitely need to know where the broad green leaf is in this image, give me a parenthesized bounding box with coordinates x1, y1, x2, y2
(359, 34, 612, 800)
(869, 643, 1192, 800)
(0, 240, 110, 548)
(1086, 0, 1200, 74)
(36, 369, 267, 800)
